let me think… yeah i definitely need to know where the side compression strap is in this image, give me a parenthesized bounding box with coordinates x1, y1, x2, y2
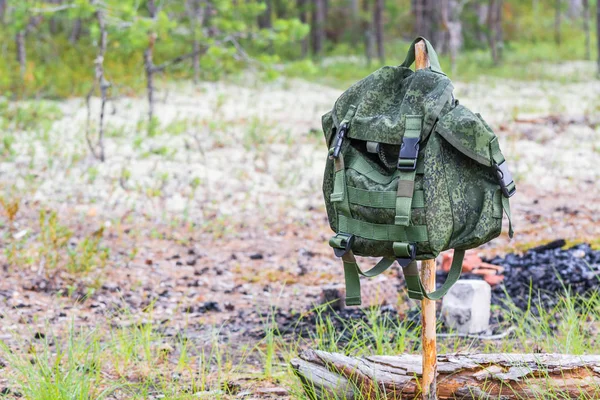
(341, 251, 395, 306)
(402, 249, 465, 300)
(502, 196, 514, 238)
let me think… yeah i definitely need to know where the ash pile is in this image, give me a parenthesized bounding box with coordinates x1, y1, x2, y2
(483, 242, 600, 310)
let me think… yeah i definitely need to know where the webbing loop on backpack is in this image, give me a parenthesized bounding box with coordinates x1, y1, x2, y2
(328, 237, 397, 306)
(338, 215, 428, 242)
(402, 250, 466, 300)
(401, 37, 445, 75)
(347, 187, 425, 209)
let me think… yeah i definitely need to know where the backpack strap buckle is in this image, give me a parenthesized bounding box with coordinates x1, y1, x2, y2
(397, 136, 420, 171)
(329, 233, 355, 257)
(494, 161, 516, 198)
(393, 242, 416, 267)
(330, 123, 348, 159)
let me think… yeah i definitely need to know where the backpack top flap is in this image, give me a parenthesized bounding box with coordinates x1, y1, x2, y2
(329, 66, 454, 146)
(435, 104, 498, 166)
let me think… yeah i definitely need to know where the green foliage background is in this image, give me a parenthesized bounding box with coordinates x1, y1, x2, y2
(0, 0, 597, 99)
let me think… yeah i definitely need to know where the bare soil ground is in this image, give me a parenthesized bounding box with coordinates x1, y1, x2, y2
(0, 72, 599, 397)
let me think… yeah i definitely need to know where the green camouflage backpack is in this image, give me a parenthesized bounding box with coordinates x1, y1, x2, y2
(322, 38, 515, 306)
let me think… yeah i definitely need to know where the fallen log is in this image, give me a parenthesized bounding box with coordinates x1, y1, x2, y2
(291, 350, 600, 399)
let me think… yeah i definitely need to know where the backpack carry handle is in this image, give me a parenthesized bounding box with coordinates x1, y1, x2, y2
(401, 37, 445, 75)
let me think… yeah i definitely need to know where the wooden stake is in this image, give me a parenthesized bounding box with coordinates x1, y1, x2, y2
(414, 39, 437, 400)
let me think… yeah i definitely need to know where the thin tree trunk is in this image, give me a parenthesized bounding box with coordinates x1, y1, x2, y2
(414, 0, 424, 36)
(86, 4, 108, 162)
(374, 0, 385, 64)
(597, 0, 600, 74)
(15, 31, 26, 79)
(555, 0, 562, 45)
(311, 0, 325, 57)
(487, 0, 502, 64)
(423, 0, 436, 44)
(145, 0, 157, 128)
(69, 18, 82, 44)
(257, 0, 272, 29)
(583, 0, 590, 60)
(349, 0, 360, 46)
(349, 0, 358, 17)
(568, 0, 583, 18)
(292, 350, 600, 399)
(363, 0, 374, 66)
(0, 0, 6, 22)
(297, 0, 309, 58)
(495, 0, 503, 61)
(186, 0, 205, 84)
(441, 0, 463, 74)
(476, 2, 488, 45)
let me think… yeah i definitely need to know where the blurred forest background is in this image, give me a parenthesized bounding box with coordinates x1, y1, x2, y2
(1, 0, 599, 100)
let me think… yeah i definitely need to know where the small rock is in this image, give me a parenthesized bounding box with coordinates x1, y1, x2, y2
(249, 253, 263, 260)
(441, 280, 491, 334)
(186, 257, 197, 266)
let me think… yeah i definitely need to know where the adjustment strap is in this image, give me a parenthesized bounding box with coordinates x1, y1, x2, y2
(331, 155, 351, 217)
(502, 195, 514, 239)
(489, 136, 505, 166)
(341, 251, 396, 306)
(402, 250, 465, 300)
(395, 115, 422, 226)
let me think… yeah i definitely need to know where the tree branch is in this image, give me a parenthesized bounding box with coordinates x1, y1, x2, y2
(151, 47, 208, 73)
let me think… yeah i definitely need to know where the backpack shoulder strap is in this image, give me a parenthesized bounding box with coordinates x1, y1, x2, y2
(402, 250, 465, 300)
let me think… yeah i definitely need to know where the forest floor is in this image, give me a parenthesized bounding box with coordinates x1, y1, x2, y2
(0, 65, 599, 399)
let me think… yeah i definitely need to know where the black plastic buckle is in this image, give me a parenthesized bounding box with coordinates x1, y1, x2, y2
(494, 161, 516, 198)
(331, 233, 355, 257)
(331, 123, 348, 159)
(397, 137, 420, 171)
(395, 243, 416, 267)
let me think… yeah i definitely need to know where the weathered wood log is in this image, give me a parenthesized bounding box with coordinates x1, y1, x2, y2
(291, 350, 600, 399)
